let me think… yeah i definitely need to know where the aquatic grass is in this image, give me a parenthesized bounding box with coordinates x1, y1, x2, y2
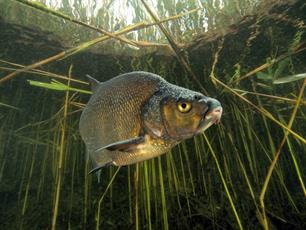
(212, 77, 306, 145)
(21, 141, 36, 216)
(235, 150, 259, 210)
(83, 146, 90, 228)
(0, 59, 88, 85)
(0, 6, 200, 85)
(28, 79, 91, 94)
(273, 73, 306, 84)
(288, 137, 306, 196)
(234, 107, 259, 182)
(0, 102, 20, 110)
(20, 103, 47, 218)
(208, 36, 305, 227)
(14, 0, 140, 49)
(14, 0, 198, 50)
(232, 88, 306, 106)
(212, 75, 301, 229)
(233, 106, 269, 185)
(0, 120, 7, 182)
(214, 75, 305, 228)
(140, 0, 208, 94)
(258, 79, 306, 229)
(143, 161, 152, 230)
(223, 108, 263, 216)
(252, 79, 300, 205)
(167, 152, 182, 209)
(23, 0, 258, 41)
(36, 131, 52, 202)
(165, 153, 174, 194)
(203, 134, 243, 230)
(95, 166, 121, 230)
(177, 144, 191, 215)
(193, 135, 208, 194)
(182, 142, 196, 196)
(158, 157, 169, 230)
(233, 45, 306, 83)
(51, 66, 72, 230)
(135, 163, 140, 230)
(1, 0, 305, 229)
(209, 37, 224, 86)
(67, 141, 76, 227)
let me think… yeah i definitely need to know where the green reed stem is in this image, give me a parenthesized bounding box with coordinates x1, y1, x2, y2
(169, 152, 182, 209)
(204, 134, 243, 230)
(143, 161, 152, 230)
(135, 164, 139, 230)
(212, 77, 306, 145)
(128, 166, 133, 224)
(151, 159, 158, 227)
(259, 79, 306, 230)
(68, 144, 76, 225)
(95, 166, 121, 230)
(178, 144, 191, 215)
(21, 150, 36, 216)
(83, 151, 90, 227)
(158, 157, 169, 230)
(51, 66, 71, 230)
(288, 142, 306, 196)
(182, 142, 195, 195)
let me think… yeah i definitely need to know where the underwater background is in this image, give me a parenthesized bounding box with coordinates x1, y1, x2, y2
(0, 0, 305, 229)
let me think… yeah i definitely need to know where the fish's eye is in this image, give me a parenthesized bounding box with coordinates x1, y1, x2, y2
(178, 102, 192, 113)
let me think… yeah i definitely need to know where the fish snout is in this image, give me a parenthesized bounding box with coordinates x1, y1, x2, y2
(206, 98, 222, 124)
(199, 98, 223, 124)
(207, 106, 222, 124)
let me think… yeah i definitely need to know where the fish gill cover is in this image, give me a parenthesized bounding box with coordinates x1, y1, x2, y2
(0, 0, 305, 229)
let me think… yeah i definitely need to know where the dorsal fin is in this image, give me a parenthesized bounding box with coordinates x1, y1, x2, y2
(86, 74, 101, 92)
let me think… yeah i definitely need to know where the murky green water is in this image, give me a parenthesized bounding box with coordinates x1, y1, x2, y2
(0, 0, 305, 229)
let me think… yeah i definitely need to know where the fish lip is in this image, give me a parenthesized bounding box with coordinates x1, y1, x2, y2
(196, 106, 223, 133)
(205, 106, 223, 124)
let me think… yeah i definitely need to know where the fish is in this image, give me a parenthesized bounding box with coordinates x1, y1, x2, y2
(79, 71, 222, 173)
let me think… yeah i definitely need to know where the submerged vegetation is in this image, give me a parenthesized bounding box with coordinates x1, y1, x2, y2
(0, 0, 305, 229)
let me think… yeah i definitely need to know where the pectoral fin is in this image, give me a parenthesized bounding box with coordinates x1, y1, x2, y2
(94, 136, 145, 153)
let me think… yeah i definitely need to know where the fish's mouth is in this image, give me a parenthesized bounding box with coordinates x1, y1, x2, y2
(197, 105, 223, 133)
